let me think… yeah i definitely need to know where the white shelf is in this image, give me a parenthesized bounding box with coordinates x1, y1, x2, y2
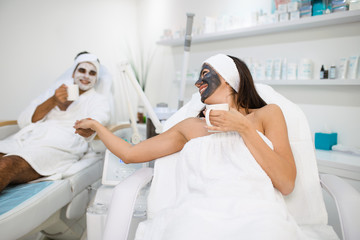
(255, 79, 360, 86)
(157, 10, 360, 46)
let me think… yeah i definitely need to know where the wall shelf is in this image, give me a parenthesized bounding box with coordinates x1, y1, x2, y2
(157, 10, 360, 46)
(255, 79, 360, 86)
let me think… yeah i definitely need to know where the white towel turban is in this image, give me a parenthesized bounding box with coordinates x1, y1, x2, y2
(203, 54, 240, 92)
(73, 53, 100, 80)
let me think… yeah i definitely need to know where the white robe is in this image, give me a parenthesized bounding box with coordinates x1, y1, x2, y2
(0, 87, 110, 176)
(135, 131, 309, 240)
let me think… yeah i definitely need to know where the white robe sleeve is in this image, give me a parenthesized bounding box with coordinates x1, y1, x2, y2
(86, 93, 112, 127)
(83, 92, 111, 142)
(17, 86, 56, 128)
(17, 80, 73, 129)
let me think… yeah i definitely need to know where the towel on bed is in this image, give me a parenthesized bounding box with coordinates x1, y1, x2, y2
(135, 131, 308, 240)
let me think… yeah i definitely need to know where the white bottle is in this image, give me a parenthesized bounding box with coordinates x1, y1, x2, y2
(329, 65, 336, 79)
(298, 58, 313, 80)
(281, 58, 287, 80)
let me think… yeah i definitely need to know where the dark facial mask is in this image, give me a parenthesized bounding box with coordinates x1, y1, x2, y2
(195, 64, 221, 102)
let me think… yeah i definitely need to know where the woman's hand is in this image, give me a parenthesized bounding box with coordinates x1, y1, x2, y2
(205, 108, 252, 134)
(74, 118, 97, 137)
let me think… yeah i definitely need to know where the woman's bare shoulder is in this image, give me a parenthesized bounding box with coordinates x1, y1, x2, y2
(255, 104, 283, 119)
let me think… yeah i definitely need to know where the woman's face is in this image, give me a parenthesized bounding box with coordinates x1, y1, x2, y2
(195, 64, 222, 103)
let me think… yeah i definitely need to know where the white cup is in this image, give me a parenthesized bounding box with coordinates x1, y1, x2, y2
(205, 103, 229, 132)
(67, 84, 79, 101)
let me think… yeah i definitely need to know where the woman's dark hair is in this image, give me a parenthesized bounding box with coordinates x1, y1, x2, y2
(198, 55, 266, 117)
(228, 55, 267, 114)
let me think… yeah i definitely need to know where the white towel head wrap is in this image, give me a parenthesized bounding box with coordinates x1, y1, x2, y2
(203, 54, 240, 92)
(73, 53, 100, 80)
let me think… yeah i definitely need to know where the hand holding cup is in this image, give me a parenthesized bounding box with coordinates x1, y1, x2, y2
(205, 103, 229, 132)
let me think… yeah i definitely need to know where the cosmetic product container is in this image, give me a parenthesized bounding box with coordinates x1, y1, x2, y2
(288, 1, 299, 12)
(298, 58, 313, 80)
(273, 59, 282, 80)
(290, 11, 300, 20)
(348, 56, 359, 79)
(299, 4, 312, 18)
(265, 59, 274, 80)
(255, 62, 266, 81)
(324, 69, 329, 79)
(249, 61, 256, 78)
(338, 57, 348, 79)
(329, 65, 337, 79)
(320, 65, 325, 79)
(278, 3, 288, 13)
(331, 0, 349, 12)
(279, 12, 289, 22)
(268, 13, 279, 24)
(287, 62, 297, 80)
(312, 0, 326, 15)
(281, 58, 287, 80)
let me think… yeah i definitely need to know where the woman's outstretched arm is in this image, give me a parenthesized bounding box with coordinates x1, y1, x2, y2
(74, 118, 190, 164)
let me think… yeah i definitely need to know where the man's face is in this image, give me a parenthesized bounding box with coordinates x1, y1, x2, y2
(195, 64, 221, 103)
(73, 62, 97, 91)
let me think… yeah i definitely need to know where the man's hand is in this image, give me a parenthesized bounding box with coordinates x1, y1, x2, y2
(75, 127, 96, 138)
(55, 84, 72, 111)
(74, 118, 96, 138)
(32, 84, 71, 122)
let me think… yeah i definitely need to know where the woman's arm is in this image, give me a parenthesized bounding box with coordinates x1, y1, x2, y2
(242, 105, 296, 195)
(207, 104, 296, 195)
(74, 118, 189, 164)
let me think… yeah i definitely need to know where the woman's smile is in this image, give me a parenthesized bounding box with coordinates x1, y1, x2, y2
(199, 83, 208, 95)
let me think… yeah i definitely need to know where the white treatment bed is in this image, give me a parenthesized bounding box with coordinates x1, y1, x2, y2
(0, 63, 119, 240)
(101, 84, 360, 240)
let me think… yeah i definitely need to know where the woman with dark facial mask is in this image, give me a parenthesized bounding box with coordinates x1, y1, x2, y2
(75, 54, 305, 239)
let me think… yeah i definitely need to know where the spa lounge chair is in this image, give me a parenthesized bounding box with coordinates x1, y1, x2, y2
(101, 84, 360, 240)
(0, 64, 128, 240)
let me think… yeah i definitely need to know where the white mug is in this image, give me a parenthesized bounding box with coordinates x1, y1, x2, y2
(205, 103, 229, 132)
(67, 84, 79, 101)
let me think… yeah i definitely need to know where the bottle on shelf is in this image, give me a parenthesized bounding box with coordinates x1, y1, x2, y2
(329, 65, 337, 79)
(320, 65, 325, 79)
(324, 69, 329, 79)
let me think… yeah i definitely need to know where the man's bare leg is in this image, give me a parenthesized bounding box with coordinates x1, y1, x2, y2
(0, 154, 42, 193)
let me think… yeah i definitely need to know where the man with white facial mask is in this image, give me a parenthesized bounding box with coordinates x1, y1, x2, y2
(0, 52, 110, 193)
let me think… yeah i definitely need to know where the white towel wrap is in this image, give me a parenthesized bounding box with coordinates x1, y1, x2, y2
(203, 54, 240, 92)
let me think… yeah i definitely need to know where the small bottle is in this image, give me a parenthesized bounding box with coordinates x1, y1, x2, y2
(281, 58, 287, 80)
(329, 65, 336, 79)
(320, 65, 325, 79)
(324, 69, 329, 79)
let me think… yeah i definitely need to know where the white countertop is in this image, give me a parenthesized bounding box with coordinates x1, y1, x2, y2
(316, 149, 360, 180)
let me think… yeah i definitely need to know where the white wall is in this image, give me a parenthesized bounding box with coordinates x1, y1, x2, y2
(0, 0, 138, 120)
(138, 0, 360, 147)
(1, 0, 359, 147)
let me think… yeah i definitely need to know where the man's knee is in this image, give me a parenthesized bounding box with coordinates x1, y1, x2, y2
(0, 155, 41, 184)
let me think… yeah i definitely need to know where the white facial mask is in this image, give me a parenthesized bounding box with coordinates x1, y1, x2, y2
(73, 62, 97, 91)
